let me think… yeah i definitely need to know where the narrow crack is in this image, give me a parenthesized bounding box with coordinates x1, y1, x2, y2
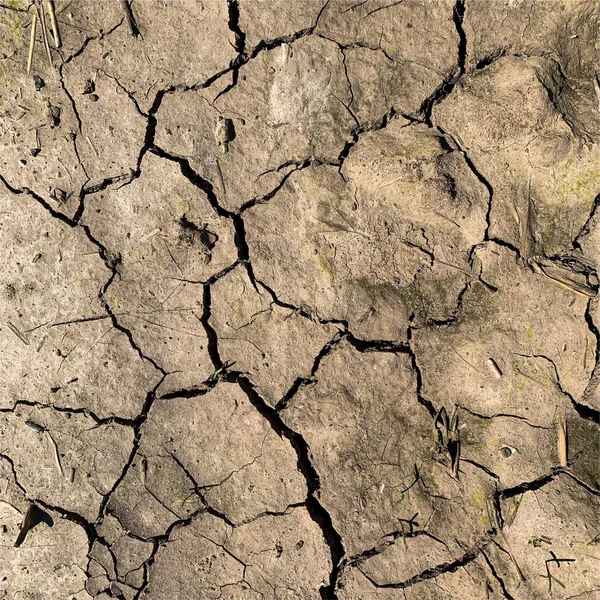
(457, 405, 551, 430)
(194, 303, 346, 598)
(406, 320, 439, 419)
(96, 373, 166, 523)
(337, 106, 400, 171)
(212, 1, 330, 104)
(346, 529, 446, 568)
(131, 505, 208, 600)
(358, 533, 492, 589)
(474, 48, 508, 71)
(462, 458, 500, 481)
(480, 549, 516, 600)
(238, 157, 315, 213)
(97, 264, 167, 375)
(497, 469, 558, 501)
(0, 398, 136, 428)
(231, 374, 345, 600)
(573, 192, 600, 249)
(275, 331, 346, 412)
(418, 0, 466, 123)
(521, 352, 600, 424)
(59, 17, 124, 67)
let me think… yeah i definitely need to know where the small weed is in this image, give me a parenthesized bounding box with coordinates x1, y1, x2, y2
(210, 360, 236, 381)
(538, 551, 575, 593)
(174, 496, 198, 507)
(433, 405, 460, 477)
(392, 487, 404, 508)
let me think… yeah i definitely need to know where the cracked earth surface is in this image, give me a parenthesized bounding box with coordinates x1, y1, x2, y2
(0, 0, 599, 598)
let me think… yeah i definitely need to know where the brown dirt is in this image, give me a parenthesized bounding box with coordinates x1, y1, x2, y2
(0, 1, 599, 599)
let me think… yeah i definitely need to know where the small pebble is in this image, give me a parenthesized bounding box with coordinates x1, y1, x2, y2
(33, 75, 45, 91)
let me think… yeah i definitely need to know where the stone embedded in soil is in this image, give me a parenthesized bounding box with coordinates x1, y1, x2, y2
(460, 414, 555, 488)
(210, 266, 339, 406)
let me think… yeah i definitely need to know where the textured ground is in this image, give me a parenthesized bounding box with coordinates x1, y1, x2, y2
(0, 0, 600, 599)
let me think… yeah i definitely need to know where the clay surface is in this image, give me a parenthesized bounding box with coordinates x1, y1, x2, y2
(0, 1, 599, 599)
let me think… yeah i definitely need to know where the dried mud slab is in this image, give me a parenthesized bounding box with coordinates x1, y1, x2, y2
(465, 0, 600, 142)
(0, 1, 123, 218)
(83, 151, 237, 393)
(0, 480, 90, 598)
(488, 475, 600, 600)
(464, 0, 569, 68)
(0, 403, 133, 522)
(87, 513, 153, 595)
(143, 508, 331, 600)
(61, 65, 146, 188)
(317, 0, 458, 121)
(0, 54, 85, 218)
(108, 383, 306, 534)
(282, 342, 432, 556)
(62, 0, 236, 111)
(211, 266, 339, 406)
(1, 1, 600, 598)
(414, 244, 596, 416)
(155, 35, 356, 211)
(434, 55, 600, 256)
(282, 341, 497, 560)
(239, 0, 327, 49)
(0, 186, 158, 418)
(337, 545, 502, 599)
(246, 122, 488, 339)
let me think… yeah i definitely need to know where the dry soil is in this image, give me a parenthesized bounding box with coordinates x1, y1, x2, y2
(0, 1, 599, 599)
